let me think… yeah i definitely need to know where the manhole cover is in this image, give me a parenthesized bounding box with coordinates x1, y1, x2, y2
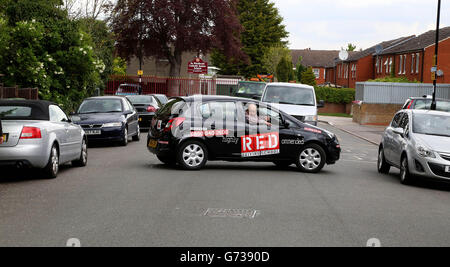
(203, 208, 260, 219)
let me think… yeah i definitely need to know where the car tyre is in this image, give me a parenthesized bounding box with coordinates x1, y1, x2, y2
(400, 155, 414, 185)
(177, 141, 208, 170)
(157, 155, 176, 165)
(120, 127, 128, 146)
(43, 144, 59, 179)
(132, 125, 140, 142)
(377, 147, 390, 174)
(295, 144, 326, 173)
(72, 138, 88, 167)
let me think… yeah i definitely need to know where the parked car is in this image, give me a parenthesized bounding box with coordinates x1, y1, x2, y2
(126, 95, 162, 130)
(261, 83, 324, 126)
(0, 100, 87, 178)
(71, 96, 140, 146)
(378, 109, 450, 184)
(147, 96, 340, 172)
(402, 95, 450, 112)
(234, 81, 266, 100)
(153, 94, 169, 105)
(116, 84, 142, 96)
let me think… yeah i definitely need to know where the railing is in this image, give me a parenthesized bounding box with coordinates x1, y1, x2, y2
(105, 75, 240, 97)
(355, 82, 450, 104)
(0, 85, 39, 100)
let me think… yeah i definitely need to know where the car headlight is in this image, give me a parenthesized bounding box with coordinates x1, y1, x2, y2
(102, 122, 123, 128)
(305, 115, 318, 122)
(416, 145, 436, 158)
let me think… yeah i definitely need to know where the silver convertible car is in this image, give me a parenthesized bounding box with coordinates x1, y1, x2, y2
(378, 109, 450, 185)
(0, 100, 87, 178)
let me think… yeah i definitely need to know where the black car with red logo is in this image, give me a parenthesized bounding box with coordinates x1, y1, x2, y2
(147, 96, 340, 172)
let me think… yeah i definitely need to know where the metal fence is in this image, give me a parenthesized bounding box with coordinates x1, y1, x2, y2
(105, 75, 240, 97)
(355, 82, 450, 104)
(0, 85, 39, 100)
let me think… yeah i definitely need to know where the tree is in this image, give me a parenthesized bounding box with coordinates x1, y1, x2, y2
(110, 0, 245, 95)
(295, 56, 306, 82)
(276, 56, 294, 83)
(212, 0, 288, 78)
(300, 67, 317, 86)
(0, 0, 106, 112)
(262, 45, 291, 76)
(346, 43, 357, 51)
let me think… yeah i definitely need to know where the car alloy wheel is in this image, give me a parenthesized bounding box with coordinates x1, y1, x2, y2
(121, 127, 128, 146)
(73, 139, 88, 167)
(296, 144, 326, 173)
(44, 144, 59, 179)
(400, 156, 413, 185)
(377, 148, 390, 174)
(51, 146, 59, 175)
(177, 141, 208, 170)
(133, 125, 140, 141)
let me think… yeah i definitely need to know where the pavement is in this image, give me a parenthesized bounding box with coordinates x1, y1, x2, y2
(319, 116, 386, 146)
(1, 124, 450, 247)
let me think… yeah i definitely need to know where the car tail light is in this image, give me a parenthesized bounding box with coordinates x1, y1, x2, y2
(164, 117, 186, 132)
(147, 106, 157, 112)
(20, 127, 42, 139)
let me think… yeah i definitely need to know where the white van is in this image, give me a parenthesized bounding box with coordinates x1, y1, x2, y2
(261, 83, 324, 126)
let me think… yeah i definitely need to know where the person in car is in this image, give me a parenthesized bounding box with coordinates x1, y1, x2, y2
(246, 103, 271, 126)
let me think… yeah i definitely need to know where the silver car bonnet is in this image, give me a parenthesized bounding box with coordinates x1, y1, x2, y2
(414, 133, 450, 153)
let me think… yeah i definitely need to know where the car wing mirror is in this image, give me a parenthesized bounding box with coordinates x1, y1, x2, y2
(317, 100, 325, 108)
(393, 127, 404, 136)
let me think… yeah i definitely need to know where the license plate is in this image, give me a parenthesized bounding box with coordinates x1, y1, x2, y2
(446, 166, 450, 173)
(85, 130, 101, 135)
(148, 139, 158, 148)
(1, 134, 7, 143)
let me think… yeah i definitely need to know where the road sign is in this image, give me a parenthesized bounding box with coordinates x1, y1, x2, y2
(188, 58, 208, 74)
(137, 70, 143, 76)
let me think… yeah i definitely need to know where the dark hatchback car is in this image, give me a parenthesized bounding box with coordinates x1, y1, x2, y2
(126, 95, 162, 130)
(147, 96, 340, 172)
(72, 96, 140, 146)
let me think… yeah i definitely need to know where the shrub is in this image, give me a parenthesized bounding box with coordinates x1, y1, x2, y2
(368, 77, 420, 83)
(300, 67, 317, 87)
(315, 87, 355, 104)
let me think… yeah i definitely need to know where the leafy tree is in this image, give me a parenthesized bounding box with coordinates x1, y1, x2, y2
(112, 57, 127, 75)
(212, 0, 288, 78)
(276, 56, 294, 83)
(346, 43, 357, 51)
(262, 45, 291, 76)
(111, 0, 245, 95)
(300, 67, 317, 86)
(0, 0, 106, 112)
(296, 56, 307, 82)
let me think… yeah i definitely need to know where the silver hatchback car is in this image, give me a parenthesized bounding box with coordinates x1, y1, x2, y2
(378, 109, 450, 184)
(0, 100, 87, 178)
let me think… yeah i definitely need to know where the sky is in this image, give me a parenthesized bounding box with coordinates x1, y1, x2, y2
(272, 0, 450, 51)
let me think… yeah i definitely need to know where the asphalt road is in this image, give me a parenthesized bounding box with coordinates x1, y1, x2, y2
(1, 123, 450, 247)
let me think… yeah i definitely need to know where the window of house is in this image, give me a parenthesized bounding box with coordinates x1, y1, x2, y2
(384, 58, 389, 74)
(399, 55, 403, 75)
(337, 65, 341, 78)
(344, 64, 348, 79)
(416, 53, 420, 73)
(411, 54, 415, 74)
(403, 54, 407, 74)
(375, 59, 379, 74)
(313, 68, 320, 79)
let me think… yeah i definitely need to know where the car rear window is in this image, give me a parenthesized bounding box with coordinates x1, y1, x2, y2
(0, 106, 33, 119)
(127, 95, 156, 105)
(414, 99, 450, 112)
(157, 98, 186, 118)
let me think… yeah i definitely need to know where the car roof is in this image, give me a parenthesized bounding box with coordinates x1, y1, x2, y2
(411, 109, 450, 116)
(180, 95, 259, 103)
(119, 83, 140, 87)
(85, 96, 126, 101)
(408, 96, 449, 101)
(265, 82, 314, 89)
(0, 99, 55, 120)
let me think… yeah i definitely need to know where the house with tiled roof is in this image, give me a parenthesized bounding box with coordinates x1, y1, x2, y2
(375, 27, 450, 83)
(290, 49, 340, 85)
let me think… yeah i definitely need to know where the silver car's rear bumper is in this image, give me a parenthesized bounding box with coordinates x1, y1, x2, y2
(0, 142, 49, 169)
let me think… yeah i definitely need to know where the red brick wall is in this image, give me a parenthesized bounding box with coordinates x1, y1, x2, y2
(311, 67, 326, 85)
(373, 52, 424, 82)
(335, 62, 350, 88)
(423, 38, 450, 84)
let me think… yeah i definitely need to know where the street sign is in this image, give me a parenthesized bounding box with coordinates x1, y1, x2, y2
(188, 58, 208, 74)
(137, 70, 144, 76)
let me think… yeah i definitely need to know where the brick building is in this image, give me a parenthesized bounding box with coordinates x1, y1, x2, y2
(291, 49, 340, 85)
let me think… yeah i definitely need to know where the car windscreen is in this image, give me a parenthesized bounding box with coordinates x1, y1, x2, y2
(0, 106, 33, 119)
(77, 99, 123, 114)
(237, 83, 266, 95)
(127, 95, 156, 105)
(414, 99, 450, 112)
(413, 113, 450, 137)
(262, 86, 315, 106)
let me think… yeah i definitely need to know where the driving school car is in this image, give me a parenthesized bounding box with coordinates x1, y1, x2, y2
(147, 96, 340, 172)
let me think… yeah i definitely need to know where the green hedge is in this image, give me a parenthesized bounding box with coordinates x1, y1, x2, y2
(367, 77, 420, 83)
(314, 87, 355, 104)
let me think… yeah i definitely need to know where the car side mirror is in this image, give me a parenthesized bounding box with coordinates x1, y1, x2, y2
(393, 127, 404, 136)
(317, 100, 325, 108)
